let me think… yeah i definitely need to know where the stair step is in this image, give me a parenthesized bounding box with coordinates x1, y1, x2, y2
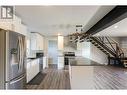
(94, 43, 98, 45)
(92, 42, 96, 44)
(86, 37, 89, 39)
(97, 46, 101, 48)
(123, 60, 127, 63)
(124, 62, 127, 67)
(104, 51, 109, 55)
(103, 51, 109, 54)
(107, 53, 110, 55)
(91, 40, 96, 43)
(100, 48, 104, 50)
(101, 50, 106, 53)
(94, 44, 99, 47)
(86, 40, 90, 42)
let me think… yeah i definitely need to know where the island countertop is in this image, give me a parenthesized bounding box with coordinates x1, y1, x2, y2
(69, 57, 105, 66)
(27, 56, 43, 63)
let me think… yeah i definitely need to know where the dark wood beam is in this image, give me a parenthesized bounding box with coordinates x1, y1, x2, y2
(85, 6, 127, 35)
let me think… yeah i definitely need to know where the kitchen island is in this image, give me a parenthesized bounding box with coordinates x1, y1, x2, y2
(69, 57, 105, 89)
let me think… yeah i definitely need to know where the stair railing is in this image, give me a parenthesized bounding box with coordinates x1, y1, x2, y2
(92, 36, 116, 56)
(106, 36, 124, 59)
(105, 37, 117, 54)
(88, 35, 124, 59)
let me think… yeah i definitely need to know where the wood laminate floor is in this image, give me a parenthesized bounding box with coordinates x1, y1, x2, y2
(26, 64, 70, 89)
(94, 66, 127, 89)
(26, 65, 127, 90)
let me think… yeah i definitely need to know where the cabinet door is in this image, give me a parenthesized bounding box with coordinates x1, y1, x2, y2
(37, 34, 44, 50)
(40, 36, 44, 50)
(31, 59, 39, 79)
(58, 57, 64, 69)
(30, 33, 44, 50)
(43, 57, 47, 69)
(26, 59, 40, 83)
(30, 33, 37, 50)
(26, 62, 31, 83)
(36, 34, 39, 50)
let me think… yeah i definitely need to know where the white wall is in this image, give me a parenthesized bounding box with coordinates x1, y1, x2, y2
(64, 36, 82, 56)
(82, 42, 91, 59)
(81, 41, 108, 65)
(90, 44, 108, 64)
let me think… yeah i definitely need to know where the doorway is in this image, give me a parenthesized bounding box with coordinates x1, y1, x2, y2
(48, 40, 58, 66)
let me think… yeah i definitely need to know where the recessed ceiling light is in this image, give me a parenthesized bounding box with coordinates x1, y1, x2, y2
(96, 34, 100, 36)
(114, 25, 118, 28)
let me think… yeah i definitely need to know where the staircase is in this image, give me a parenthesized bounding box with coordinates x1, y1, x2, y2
(86, 36, 127, 67)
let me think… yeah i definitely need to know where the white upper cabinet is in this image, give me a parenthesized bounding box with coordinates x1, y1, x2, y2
(30, 33, 37, 50)
(37, 34, 44, 50)
(58, 35, 64, 50)
(30, 33, 44, 50)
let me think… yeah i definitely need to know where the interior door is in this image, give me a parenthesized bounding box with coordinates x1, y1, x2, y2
(48, 40, 58, 64)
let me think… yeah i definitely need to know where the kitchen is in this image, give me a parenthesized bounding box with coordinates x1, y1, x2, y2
(1, 5, 127, 90)
(0, 6, 75, 89)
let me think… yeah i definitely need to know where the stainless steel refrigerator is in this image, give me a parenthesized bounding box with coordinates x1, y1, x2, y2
(0, 28, 26, 89)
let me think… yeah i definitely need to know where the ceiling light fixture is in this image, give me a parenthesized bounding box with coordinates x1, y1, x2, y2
(114, 25, 118, 28)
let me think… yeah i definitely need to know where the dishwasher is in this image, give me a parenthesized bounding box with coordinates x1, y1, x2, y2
(36, 53, 44, 72)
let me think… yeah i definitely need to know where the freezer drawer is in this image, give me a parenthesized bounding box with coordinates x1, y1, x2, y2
(5, 75, 26, 89)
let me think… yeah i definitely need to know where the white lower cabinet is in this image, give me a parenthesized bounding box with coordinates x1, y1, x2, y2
(58, 57, 64, 69)
(43, 57, 47, 69)
(26, 59, 40, 83)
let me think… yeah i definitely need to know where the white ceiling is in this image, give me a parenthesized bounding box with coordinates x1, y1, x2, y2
(15, 6, 114, 36)
(94, 17, 127, 37)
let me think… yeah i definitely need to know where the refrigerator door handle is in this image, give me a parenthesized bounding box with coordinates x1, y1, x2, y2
(18, 36, 22, 72)
(20, 37, 24, 72)
(22, 37, 25, 71)
(17, 37, 20, 70)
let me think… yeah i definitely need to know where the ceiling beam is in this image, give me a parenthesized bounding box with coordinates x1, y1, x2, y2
(85, 6, 127, 35)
